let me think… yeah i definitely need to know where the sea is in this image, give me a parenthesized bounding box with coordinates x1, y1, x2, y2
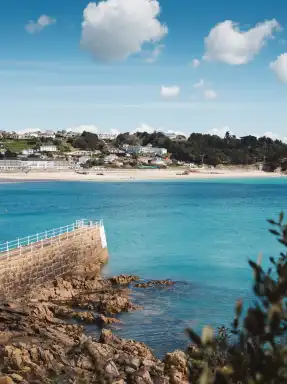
(0, 178, 286, 357)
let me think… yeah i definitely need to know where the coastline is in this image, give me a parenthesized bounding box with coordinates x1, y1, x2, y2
(0, 261, 189, 383)
(0, 169, 285, 183)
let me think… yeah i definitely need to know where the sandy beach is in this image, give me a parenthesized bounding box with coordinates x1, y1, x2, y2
(0, 168, 285, 182)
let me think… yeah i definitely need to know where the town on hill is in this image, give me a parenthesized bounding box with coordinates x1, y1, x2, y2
(0, 129, 287, 173)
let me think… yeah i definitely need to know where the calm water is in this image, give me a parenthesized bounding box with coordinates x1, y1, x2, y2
(0, 178, 286, 357)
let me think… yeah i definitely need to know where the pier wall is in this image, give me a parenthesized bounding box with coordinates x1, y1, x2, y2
(0, 221, 108, 299)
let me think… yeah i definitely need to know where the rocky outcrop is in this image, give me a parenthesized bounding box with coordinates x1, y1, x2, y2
(109, 275, 140, 285)
(134, 280, 175, 288)
(0, 270, 188, 383)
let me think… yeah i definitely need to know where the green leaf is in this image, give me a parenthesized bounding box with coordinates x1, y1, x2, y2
(185, 328, 202, 346)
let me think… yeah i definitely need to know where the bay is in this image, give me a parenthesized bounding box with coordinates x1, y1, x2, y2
(0, 178, 286, 357)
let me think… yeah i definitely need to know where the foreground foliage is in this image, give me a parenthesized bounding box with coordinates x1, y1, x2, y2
(186, 213, 287, 383)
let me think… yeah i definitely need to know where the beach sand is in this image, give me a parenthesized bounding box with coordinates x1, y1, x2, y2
(0, 169, 284, 182)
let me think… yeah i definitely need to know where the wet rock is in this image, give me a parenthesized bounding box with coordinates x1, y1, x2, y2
(134, 279, 175, 288)
(95, 314, 121, 327)
(109, 275, 140, 285)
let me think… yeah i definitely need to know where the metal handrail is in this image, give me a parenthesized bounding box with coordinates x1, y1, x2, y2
(0, 218, 103, 254)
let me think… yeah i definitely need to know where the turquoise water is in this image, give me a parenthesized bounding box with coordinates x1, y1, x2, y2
(0, 178, 286, 357)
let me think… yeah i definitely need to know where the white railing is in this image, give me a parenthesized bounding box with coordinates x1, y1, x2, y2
(0, 218, 103, 255)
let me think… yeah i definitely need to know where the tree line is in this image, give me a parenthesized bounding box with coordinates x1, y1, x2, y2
(116, 131, 287, 170)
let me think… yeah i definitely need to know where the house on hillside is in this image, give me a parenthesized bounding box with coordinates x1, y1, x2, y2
(40, 145, 57, 152)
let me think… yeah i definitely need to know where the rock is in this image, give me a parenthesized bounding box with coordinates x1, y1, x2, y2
(125, 367, 136, 374)
(0, 378, 14, 384)
(95, 314, 121, 327)
(9, 374, 23, 383)
(163, 350, 189, 384)
(129, 357, 140, 369)
(105, 361, 120, 377)
(109, 275, 140, 285)
(72, 311, 98, 324)
(10, 348, 23, 369)
(133, 368, 153, 384)
(134, 280, 175, 288)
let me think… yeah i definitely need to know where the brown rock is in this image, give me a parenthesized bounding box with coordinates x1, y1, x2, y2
(0, 378, 14, 384)
(134, 280, 175, 288)
(105, 361, 120, 377)
(95, 314, 121, 327)
(9, 374, 23, 383)
(109, 275, 139, 285)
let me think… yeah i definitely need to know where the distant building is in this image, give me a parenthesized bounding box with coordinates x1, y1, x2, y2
(164, 132, 177, 140)
(126, 145, 167, 157)
(40, 145, 57, 152)
(21, 160, 70, 170)
(22, 149, 35, 156)
(98, 133, 118, 140)
(39, 130, 55, 139)
(18, 132, 39, 139)
(164, 132, 187, 141)
(0, 159, 22, 170)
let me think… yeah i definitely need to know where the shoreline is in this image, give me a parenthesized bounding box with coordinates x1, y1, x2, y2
(0, 264, 189, 383)
(0, 169, 285, 183)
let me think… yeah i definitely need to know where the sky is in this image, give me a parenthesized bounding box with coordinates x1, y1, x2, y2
(0, 0, 287, 139)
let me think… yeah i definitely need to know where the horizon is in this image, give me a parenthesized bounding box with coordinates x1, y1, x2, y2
(1, 1, 287, 140)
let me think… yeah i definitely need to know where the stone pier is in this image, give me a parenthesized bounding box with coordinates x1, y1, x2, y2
(0, 220, 108, 299)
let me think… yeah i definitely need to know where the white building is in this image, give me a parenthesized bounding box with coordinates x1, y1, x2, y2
(98, 133, 118, 140)
(40, 145, 57, 152)
(126, 145, 167, 157)
(0, 159, 70, 170)
(0, 160, 23, 170)
(22, 149, 35, 156)
(39, 130, 55, 139)
(164, 132, 177, 140)
(22, 160, 70, 169)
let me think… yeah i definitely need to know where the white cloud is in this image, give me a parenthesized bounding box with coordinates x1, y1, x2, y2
(81, 0, 168, 61)
(132, 123, 156, 134)
(204, 19, 280, 65)
(193, 79, 205, 88)
(207, 126, 234, 138)
(270, 53, 287, 83)
(110, 128, 120, 135)
(160, 85, 180, 98)
(263, 131, 280, 140)
(145, 44, 164, 63)
(67, 125, 99, 134)
(192, 58, 200, 68)
(17, 128, 41, 134)
(166, 129, 187, 137)
(25, 15, 56, 34)
(204, 89, 217, 100)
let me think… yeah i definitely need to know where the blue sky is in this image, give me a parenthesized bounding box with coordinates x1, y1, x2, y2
(0, 0, 287, 139)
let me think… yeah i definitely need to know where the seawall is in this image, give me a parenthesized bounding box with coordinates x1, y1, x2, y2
(0, 220, 108, 299)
